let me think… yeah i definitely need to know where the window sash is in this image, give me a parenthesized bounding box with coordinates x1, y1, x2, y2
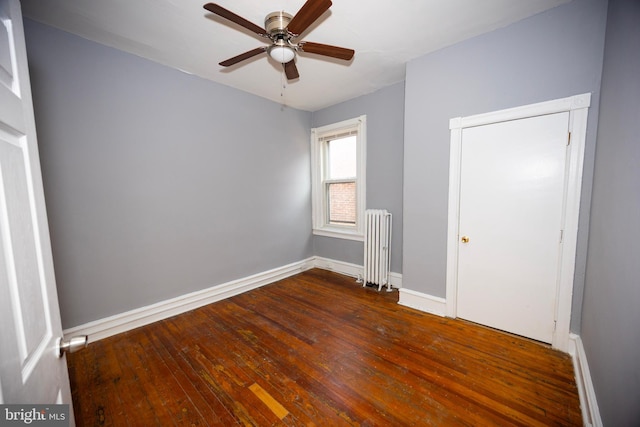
(324, 179, 357, 226)
(323, 136, 357, 181)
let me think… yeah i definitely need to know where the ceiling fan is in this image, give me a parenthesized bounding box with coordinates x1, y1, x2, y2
(203, 0, 355, 80)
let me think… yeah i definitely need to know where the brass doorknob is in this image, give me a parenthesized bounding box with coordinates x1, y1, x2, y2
(461, 236, 470, 243)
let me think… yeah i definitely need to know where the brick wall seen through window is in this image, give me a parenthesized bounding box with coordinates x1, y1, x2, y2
(328, 182, 356, 224)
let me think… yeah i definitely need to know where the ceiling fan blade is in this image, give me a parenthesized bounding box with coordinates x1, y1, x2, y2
(298, 42, 354, 61)
(284, 60, 299, 80)
(287, 0, 332, 36)
(219, 47, 267, 67)
(203, 3, 267, 36)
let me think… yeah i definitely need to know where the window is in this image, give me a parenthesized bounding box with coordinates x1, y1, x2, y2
(311, 115, 366, 240)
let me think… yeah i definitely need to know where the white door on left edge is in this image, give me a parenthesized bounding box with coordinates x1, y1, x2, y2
(456, 112, 569, 343)
(0, 0, 74, 416)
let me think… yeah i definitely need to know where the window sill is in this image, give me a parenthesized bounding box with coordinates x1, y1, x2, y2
(312, 228, 364, 242)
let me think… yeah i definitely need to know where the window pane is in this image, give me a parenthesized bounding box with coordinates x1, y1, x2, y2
(328, 136, 356, 179)
(327, 181, 356, 225)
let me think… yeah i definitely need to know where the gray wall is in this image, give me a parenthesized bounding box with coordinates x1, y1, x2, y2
(581, 0, 640, 424)
(311, 83, 405, 274)
(24, 20, 313, 329)
(402, 0, 608, 332)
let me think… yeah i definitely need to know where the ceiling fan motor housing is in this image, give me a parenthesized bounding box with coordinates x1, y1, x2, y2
(265, 12, 293, 36)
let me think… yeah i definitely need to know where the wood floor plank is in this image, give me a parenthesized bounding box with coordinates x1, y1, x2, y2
(235, 281, 533, 425)
(82, 333, 130, 426)
(145, 325, 225, 426)
(205, 297, 407, 425)
(226, 288, 444, 424)
(67, 269, 581, 426)
(107, 332, 165, 426)
(133, 328, 209, 426)
(248, 383, 289, 419)
(189, 302, 342, 426)
(156, 316, 249, 425)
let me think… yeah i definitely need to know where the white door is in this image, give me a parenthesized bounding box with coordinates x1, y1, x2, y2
(0, 0, 75, 414)
(456, 112, 569, 343)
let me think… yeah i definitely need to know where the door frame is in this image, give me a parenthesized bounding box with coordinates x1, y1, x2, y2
(445, 93, 591, 352)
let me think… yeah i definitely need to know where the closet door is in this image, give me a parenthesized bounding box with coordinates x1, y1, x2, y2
(456, 112, 569, 343)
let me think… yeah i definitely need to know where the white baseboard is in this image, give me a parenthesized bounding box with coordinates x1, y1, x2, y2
(398, 288, 446, 317)
(313, 256, 362, 279)
(64, 256, 404, 344)
(63, 257, 315, 343)
(312, 256, 403, 288)
(568, 333, 602, 427)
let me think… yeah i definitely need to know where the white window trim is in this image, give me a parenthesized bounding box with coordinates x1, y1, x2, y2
(311, 115, 366, 241)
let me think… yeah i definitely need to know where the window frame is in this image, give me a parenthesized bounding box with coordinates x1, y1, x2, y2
(310, 115, 366, 241)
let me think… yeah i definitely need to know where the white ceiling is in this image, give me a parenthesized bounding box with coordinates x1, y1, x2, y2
(20, 0, 568, 112)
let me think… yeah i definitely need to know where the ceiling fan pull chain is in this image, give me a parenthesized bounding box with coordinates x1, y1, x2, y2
(280, 65, 287, 106)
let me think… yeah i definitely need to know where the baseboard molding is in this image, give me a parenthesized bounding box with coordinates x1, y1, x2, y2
(568, 333, 602, 427)
(64, 256, 403, 344)
(312, 256, 403, 288)
(398, 288, 446, 317)
(313, 256, 362, 279)
(63, 257, 315, 343)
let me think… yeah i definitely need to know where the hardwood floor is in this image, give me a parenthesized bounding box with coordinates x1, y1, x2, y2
(67, 269, 582, 426)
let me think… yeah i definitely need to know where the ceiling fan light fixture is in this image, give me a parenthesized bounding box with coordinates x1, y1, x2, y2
(269, 45, 295, 63)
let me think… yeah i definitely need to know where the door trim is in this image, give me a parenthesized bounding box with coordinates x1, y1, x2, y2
(445, 93, 591, 352)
